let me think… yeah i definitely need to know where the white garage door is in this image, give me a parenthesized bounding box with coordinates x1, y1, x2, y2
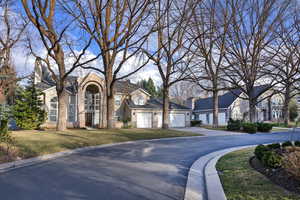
(136, 112, 152, 128)
(170, 113, 185, 128)
(157, 113, 162, 128)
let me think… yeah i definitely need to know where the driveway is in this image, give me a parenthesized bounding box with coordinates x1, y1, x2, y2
(172, 127, 245, 136)
(0, 132, 299, 200)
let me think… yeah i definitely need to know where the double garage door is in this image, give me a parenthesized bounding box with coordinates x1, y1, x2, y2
(136, 112, 186, 128)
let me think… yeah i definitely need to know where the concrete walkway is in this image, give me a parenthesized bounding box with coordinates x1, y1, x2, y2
(172, 127, 245, 137)
(0, 131, 298, 200)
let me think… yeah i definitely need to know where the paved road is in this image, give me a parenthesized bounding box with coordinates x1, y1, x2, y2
(172, 127, 244, 136)
(1, 132, 300, 200)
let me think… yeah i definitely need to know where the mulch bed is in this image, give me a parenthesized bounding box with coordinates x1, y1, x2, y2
(249, 156, 300, 194)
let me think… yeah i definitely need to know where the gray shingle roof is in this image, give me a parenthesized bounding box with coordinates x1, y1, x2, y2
(126, 98, 191, 110)
(114, 80, 141, 94)
(194, 85, 270, 111)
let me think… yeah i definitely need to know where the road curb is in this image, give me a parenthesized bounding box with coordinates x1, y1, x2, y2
(0, 135, 204, 173)
(184, 145, 255, 200)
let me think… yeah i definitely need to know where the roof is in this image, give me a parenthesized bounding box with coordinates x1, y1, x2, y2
(194, 85, 270, 111)
(114, 80, 141, 94)
(36, 74, 143, 95)
(126, 98, 191, 110)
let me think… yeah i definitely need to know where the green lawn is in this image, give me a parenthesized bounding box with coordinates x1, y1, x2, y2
(216, 148, 300, 200)
(3, 128, 199, 162)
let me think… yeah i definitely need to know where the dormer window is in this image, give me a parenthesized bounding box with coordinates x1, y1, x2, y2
(134, 95, 145, 105)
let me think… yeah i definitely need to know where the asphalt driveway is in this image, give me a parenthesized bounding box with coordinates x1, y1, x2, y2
(1, 132, 299, 200)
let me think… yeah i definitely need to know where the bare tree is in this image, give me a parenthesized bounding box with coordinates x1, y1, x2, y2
(142, 0, 199, 129)
(270, 7, 300, 125)
(0, 0, 27, 104)
(222, 0, 291, 123)
(169, 81, 201, 105)
(62, 0, 158, 128)
(188, 0, 232, 127)
(21, 0, 97, 131)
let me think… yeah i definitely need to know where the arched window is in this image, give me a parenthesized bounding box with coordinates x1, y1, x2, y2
(49, 97, 58, 122)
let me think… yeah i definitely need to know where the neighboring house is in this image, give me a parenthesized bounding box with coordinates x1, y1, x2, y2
(34, 66, 191, 128)
(188, 85, 284, 125)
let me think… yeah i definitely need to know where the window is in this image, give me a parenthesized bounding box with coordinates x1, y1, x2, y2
(68, 96, 76, 122)
(115, 95, 121, 106)
(49, 97, 58, 122)
(95, 94, 100, 110)
(134, 95, 145, 105)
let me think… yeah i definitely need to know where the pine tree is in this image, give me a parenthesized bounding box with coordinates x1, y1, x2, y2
(12, 77, 46, 129)
(147, 78, 157, 97)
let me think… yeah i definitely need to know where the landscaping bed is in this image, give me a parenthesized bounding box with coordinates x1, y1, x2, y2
(0, 128, 200, 164)
(216, 147, 300, 200)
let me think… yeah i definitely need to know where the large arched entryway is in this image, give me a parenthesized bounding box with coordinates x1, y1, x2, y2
(85, 84, 101, 127)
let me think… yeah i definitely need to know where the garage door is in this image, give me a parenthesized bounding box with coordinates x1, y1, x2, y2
(170, 113, 185, 128)
(157, 113, 162, 128)
(136, 112, 152, 128)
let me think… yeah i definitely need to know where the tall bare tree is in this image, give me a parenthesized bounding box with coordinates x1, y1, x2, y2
(188, 0, 232, 127)
(142, 0, 199, 129)
(222, 0, 291, 122)
(62, 0, 158, 128)
(270, 7, 300, 125)
(21, 0, 97, 131)
(0, 0, 27, 104)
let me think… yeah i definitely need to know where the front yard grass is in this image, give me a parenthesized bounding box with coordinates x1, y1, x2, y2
(216, 148, 300, 200)
(4, 128, 199, 162)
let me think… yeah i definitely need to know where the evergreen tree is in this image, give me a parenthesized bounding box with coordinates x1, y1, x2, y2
(147, 78, 157, 97)
(12, 77, 46, 129)
(138, 78, 159, 97)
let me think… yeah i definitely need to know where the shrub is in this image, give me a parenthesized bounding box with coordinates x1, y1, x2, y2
(255, 144, 269, 161)
(227, 118, 242, 131)
(295, 141, 300, 147)
(12, 80, 46, 130)
(283, 149, 300, 179)
(0, 119, 13, 146)
(282, 141, 293, 148)
(262, 151, 283, 168)
(0, 119, 8, 134)
(256, 122, 273, 132)
(191, 120, 202, 127)
(267, 143, 281, 150)
(242, 122, 257, 134)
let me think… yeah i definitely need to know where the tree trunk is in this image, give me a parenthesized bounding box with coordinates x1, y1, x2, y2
(106, 93, 114, 129)
(212, 90, 219, 128)
(57, 89, 68, 131)
(162, 87, 170, 129)
(249, 99, 256, 123)
(283, 85, 290, 126)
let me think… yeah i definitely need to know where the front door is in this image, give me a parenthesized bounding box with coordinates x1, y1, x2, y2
(85, 85, 100, 127)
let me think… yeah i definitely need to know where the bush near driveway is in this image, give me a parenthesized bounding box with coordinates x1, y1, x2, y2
(282, 141, 293, 148)
(295, 141, 300, 147)
(216, 148, 300, 200)
(256, 122, 273, 132)
(254, 144, 269, 161)
(227, 118, 242, 131)
(242, 122, 257, 134)
(261, 151, 282, 168)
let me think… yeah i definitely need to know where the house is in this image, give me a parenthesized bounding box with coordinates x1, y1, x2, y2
(188, 85, 284, 125)
(34, 66, 191, 129)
